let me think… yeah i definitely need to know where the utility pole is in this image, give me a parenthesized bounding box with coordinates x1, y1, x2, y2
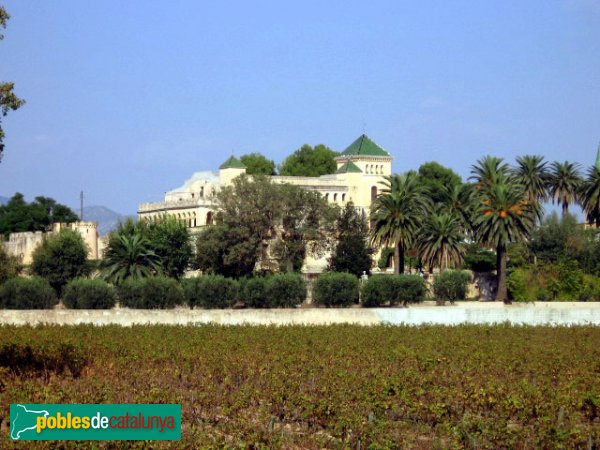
(80, 191, 84, 221)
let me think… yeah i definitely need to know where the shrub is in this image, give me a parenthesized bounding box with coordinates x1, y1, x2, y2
(313, 272, 359, 307)
(396, 275, 427, 305)
(0, 276, 57, 309)
(579, 275, 600, 302)
(0, 245, 21, 284)
(433, 270, 471, 305)
(240, 277, 270, 308)
(30, 229, 89, 295)
(266, 273, 306, 308)
(118, 277, 184, 309)
(361, 275, 426, 307)
(507, 268, 530, 302)
(62, 278, 116, 309)
(182, 275, 239, 309)
(463, 244, 496, 272)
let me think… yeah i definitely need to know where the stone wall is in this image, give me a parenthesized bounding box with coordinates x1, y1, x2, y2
(1, 303, 600, 327)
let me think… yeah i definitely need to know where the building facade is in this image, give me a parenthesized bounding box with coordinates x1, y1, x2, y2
(138, 134, 393, 229)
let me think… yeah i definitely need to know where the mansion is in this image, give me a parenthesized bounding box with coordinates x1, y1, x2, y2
(138, 134, 394, 229)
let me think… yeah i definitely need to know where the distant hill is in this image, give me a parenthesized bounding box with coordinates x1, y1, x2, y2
(82, 205, 136, 236)
(0, 196, 9, 205)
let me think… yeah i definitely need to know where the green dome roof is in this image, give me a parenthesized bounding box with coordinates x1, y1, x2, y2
(340, 134, 390, 157)
(219, 155, 246, 170)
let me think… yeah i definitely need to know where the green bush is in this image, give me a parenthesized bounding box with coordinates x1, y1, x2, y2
(30, 229, 90, 295)
(579, 275, 600, 302)
(396, 275, 427, 305)
(0, 277, 57, 309)
(507, 268, 529, 302)
(266, 273, 306, 308)
(118, 277, 184, 309)
(182, 275, 239, 309)
(240, 277, 270, 308)
(362, 275, 426, 307)
(62, 278, 116, 309)
(313, 272, 359, 307)
(463, 244, 496, 272)
(433, 270, 471, 304)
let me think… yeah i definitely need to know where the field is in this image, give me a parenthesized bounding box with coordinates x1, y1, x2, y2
(1, 324, 600, 449)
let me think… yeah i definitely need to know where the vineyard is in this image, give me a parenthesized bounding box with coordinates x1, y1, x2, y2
(1, 324, 600, 449)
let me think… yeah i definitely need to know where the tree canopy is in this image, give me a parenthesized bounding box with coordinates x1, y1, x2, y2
(328, 203, 373, 276)
(0, 193, 79, 238)
(240, 152, 276, 175)
(417, 162, 462, 205)
(195, 175, 337, 277)
(279, 144, 338, 177)
(0, 7, 25, 162)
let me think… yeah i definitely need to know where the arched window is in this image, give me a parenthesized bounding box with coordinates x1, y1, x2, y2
(371, 186, 378, 201)
(206, 211, 213, 225)
(341, 193, 346, 202)
(200, 187, 204, 198)
(325, 193, 329, 200)
(333, 193, 338, 201)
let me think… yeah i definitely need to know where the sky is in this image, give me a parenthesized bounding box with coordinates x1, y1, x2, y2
(1, 0, 599, 215)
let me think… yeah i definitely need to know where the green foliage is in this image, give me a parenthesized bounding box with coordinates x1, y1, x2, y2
(141, 218, 193, 279)
(506, 268, 530, 302)
(265, 273, 306, 307)
(62, 278, 116, 309)
(0, 276, 57, 309)
(0, 244, 21, 284)
(463, 244, 496, 272)
(279, 144, 338, 177)
(182, 275, 239, 309)
(579, 275, 600, 302)
(101, 231, 162, 284)
(581, 165, 600, 227)
(31, 229, 89, 295)
(370, 172, 430, 274)
(362, 274, 426, 307)
(377, 247, 394, 270)
(313, 272, 359, 307)
(0, 193, 78, 237)
(196, 175, 336, 277)
(419, 212, 466, 271)
(417, 161, 462, 205)
(328, 203, 373, 276)
(433, 270, 471, 304)
(548, 161, 582, 216)
(240, 152, 276, 175)
(239, 277, 269, 308)
(0, 7, 26, 163)
(118, 277, 184, 309)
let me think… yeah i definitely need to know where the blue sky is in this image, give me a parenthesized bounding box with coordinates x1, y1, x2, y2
(1, 1, 599, 214)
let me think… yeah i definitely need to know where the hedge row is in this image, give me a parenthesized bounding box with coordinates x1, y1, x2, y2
(1, 273, 442, 309)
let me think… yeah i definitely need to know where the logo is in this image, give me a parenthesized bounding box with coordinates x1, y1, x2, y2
(10, 404, 181, 441)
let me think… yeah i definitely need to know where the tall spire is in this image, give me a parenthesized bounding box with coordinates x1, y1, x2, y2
(596, 142, 600, 170)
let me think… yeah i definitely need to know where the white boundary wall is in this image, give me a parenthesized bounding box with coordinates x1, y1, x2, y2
(2, 302, 600, 326)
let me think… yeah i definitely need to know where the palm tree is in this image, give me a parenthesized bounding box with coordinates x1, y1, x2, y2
(101, 233, 163, 285)
(513, 155, 549, 219)
(471, 157, 538, 303)
(548, 161, 582, 216)
(441, 182, 477, 234)
(418, 213, 466, 271)
(370, 172, 430, 274)
(471, 156, 510, 189)
(581, 166, 600, 227)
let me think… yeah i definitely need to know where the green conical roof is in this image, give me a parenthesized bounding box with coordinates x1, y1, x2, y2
(219, 155, 246, 170)
(596, 143, 600, 170)
(340, 134, 390, 157)
(336, 160, 363, 174)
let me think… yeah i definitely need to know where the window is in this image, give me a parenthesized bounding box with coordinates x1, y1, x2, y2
(333, 193, 338, 201)
(341, 193, 346, 202)
(371, 186, 378, 201)
(206, 211, 213, 225)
